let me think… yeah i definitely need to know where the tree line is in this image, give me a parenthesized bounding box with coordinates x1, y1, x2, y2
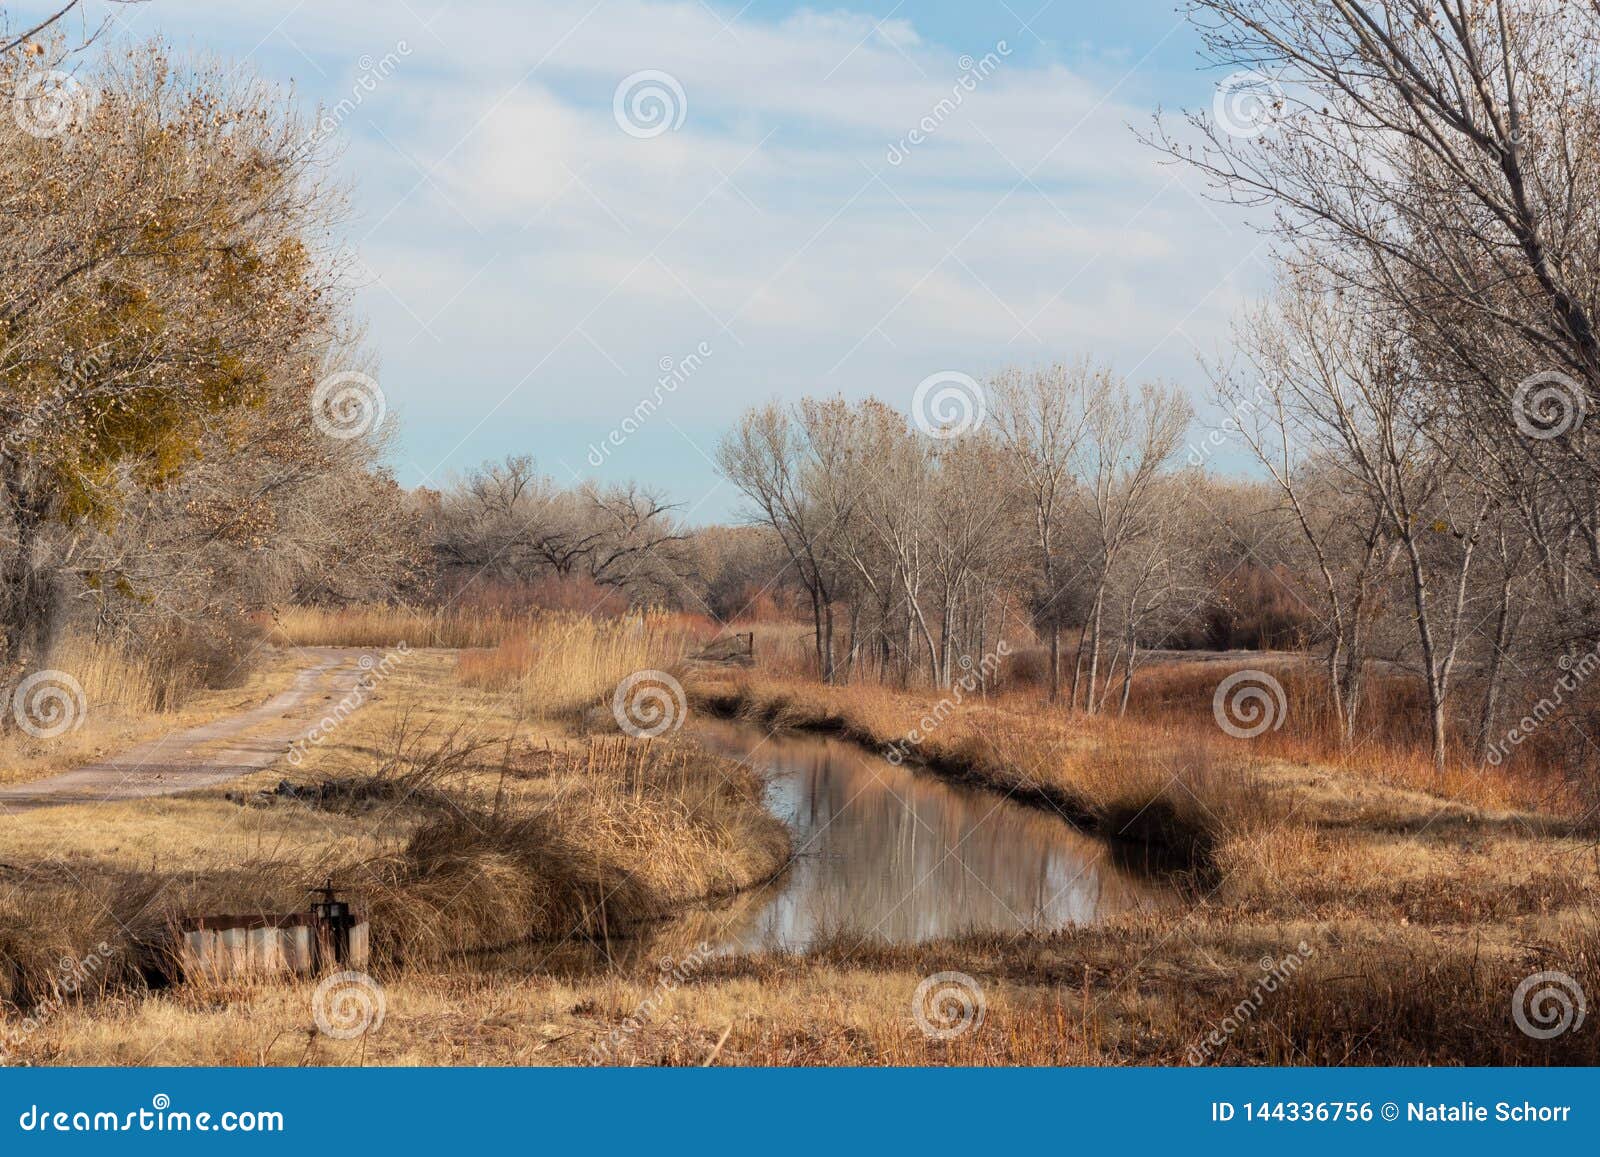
(11, 3, 1600, 784)
(714, 0, 1600, 778)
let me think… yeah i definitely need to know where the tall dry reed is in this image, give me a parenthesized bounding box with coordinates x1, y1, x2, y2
(266, 605, 527, 649)
(456, 611, 712, 720)
(44, 635, 179, 717)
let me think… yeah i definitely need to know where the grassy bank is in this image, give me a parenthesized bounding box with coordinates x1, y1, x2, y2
(6, 617, 1597, 1067)
(658, 665, 1599, 1067)
(21, 909, 1598, 1065)
(0, 642, 788, 1052)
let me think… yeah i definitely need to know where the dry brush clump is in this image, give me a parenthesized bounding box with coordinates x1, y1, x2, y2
(0, 625, 264, 742)
(1173, 922, 1600, 1066)
(596, 915, 1600, 1067)
(1127, 658, 1584, 818)
(0, 875, 146, 1010)
(258, 713, 788, 962)
(362, 734, 788, 962)
(0, 856, 328, 1010)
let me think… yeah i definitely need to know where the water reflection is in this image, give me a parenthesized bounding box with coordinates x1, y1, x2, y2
(693, 719, 1173, 953)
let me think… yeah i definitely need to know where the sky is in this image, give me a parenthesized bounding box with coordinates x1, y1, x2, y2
(22, 0, 1269, 522)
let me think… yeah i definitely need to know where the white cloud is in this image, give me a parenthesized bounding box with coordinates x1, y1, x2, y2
(781, 7, 923, 51)
(89, 0, 1259, 500)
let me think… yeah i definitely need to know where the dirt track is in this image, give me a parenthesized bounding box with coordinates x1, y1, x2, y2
(0, 649, 379, 813)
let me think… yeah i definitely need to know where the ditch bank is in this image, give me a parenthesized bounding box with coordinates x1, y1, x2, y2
(691, 681, 1221, 879)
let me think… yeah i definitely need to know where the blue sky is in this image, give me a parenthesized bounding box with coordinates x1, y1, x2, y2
(22, 0, 1266, 521)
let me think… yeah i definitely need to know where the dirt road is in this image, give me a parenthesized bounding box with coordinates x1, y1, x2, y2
(0, 648, 381, 813)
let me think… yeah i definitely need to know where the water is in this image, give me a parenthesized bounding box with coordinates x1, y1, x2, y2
(692, 719, 1176, 953)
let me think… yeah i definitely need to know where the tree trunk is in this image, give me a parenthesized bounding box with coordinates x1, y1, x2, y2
(843, 602, 862, 682)
(822, 602, 836, 683)
(1324, 631, 1346, 745)
(1048, 626, 1060, 704)
(1340, 590, 1372, 745)
(0, 463, 57, 673)
(1085, 586, 1107, 714)
(1400, 534, 1448, 774)
(1119, 634, 1137, 716)
(808, 584, 826, 683)
(1475, 575, 1515, 764)
(1069, 623, 1088, 710)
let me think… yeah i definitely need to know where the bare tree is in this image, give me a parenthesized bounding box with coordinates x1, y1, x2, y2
(1244, 277, 1486, 771)
(1076, 378, 1192, 713)
(717, 403, 846, 681)
(990, 362, 1102, 702)
(1216, 291, 1399, 744)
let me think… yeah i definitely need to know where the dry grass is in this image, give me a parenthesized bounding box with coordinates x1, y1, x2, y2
(16, 910, 1598, 1066)
(266, 605, 526, 650)
(364, 736, 788, 962)
(456, 611, 713, 721)
(0, 631, 787, 1020)
(719, 621, 816, 677)
(6, 608, 1598, 1067)
(1124, 657, 1582, 815)
(48, 635, 184, 717)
